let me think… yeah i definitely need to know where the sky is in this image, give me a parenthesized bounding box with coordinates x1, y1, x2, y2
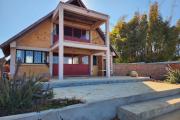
(0, 0, 180, 57)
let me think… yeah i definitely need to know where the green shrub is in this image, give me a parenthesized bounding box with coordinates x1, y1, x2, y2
(0, 58, 53, 116)
(165, 67, 180, 84)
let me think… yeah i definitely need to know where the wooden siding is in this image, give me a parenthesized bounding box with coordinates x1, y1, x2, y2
(18, 64, 49, 76)
(91, 30, 105, 45)
(16, 19, 51, 48)
(92, 65, 98, 76)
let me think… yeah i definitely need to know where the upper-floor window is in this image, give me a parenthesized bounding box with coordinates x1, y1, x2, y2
(64, 26, 90, 41)
(16, 50, 48, 64)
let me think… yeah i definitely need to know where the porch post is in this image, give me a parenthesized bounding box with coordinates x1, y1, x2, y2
(49, 51, 53, 77)
(90, 55, 93, 76)
(58, 6, 64, 80)
(10, 42, 16, 77)
(105, 19, 111, 77)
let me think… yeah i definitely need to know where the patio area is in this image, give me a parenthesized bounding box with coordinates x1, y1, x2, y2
(48, 76, 150, 88)
(53, 81, 180, 102)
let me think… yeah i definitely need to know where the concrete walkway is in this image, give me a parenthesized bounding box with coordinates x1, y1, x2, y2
(53, 81, 180, 102)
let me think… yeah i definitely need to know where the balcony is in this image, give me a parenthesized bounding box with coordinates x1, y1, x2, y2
(53, 35, 90, 45)
(52, 26, 91, 45)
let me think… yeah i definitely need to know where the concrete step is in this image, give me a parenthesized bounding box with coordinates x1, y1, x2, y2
(44, 77, 150, 88)
(152, 110, 180, 120)
(117, 94, 180, 120)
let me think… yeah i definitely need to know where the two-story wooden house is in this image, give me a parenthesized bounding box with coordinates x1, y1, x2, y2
(0, 0, 117, 80)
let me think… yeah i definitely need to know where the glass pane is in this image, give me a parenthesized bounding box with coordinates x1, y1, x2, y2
(73, 56, 79, 64)
(82, 56, 89, 64)
(34, 51, 42, 63)
(53, 56, 58, 64)
(73, 28, 81, 38)
(93, 56, 97, 65)
(64, 26, 72, 36)
(81, 30, 90, 40)
(42, 52, 48, 63)
(25, 51, 33, 63)
(16, 50, 24, 63)
(64, 56, 72, 64)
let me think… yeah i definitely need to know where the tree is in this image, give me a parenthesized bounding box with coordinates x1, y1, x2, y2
(111, 2, 179, 63)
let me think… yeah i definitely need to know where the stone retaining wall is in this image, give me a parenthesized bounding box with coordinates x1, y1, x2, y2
(113, 62, 180, 80)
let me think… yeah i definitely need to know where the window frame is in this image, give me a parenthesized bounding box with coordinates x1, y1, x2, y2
(64, 26, 90, 41)
(93, 56, 98, 65)
(16, 49, 49, 64)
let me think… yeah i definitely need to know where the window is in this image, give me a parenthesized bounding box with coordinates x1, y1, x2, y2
(42, 52, 48, 63)
(53, 56, 59, 64)
(34, 51, 42, 63)
(16, 50, 48, 64)
(64, 56, 72, 64)
(25, 51, 33, 63)
(81, 30, 90, 40)
(16, 50, 24, 63)
(64, 26, 90, 41)
(64, 26, 72, 36)
(82, 56, 89, 64)
(93, 56, 98, 65)
(74, 28, 81, 38)
(73, 56, 79, 64)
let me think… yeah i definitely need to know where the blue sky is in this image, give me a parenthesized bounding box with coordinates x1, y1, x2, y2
(0, 0, 180, 57)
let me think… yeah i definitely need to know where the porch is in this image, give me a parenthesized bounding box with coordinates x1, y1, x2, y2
(50, 46, 111, 78)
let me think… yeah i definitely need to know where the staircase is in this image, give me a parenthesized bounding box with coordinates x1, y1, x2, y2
(117, 89, 180, 120)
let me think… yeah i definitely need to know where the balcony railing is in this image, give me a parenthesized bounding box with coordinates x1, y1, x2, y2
(53, 35, 90, 44)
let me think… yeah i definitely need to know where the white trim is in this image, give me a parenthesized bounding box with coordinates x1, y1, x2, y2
(63, 40, 108, 51)
(16, 46, 49, 51)
(51, 41, 108, 51)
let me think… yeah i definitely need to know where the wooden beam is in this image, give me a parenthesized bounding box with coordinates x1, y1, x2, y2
(91, 21, 104, 29)
(61, 2, 109, 21)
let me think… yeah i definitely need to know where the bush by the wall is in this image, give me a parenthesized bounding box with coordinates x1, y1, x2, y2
(165, 67, 180, 84)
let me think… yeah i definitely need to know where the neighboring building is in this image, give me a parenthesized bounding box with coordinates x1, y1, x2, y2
(0, 0, 117, 80)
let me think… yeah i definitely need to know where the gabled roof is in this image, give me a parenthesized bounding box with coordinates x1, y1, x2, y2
(66, 0, 87, 9)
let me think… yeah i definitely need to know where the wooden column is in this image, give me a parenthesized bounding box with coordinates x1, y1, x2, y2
(58, 6, 64, 80)
(10, 42, 16, 77)
(90, 55, 93, 76)
(105, 19, 111, 77)
(49, 51, 53, 77)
